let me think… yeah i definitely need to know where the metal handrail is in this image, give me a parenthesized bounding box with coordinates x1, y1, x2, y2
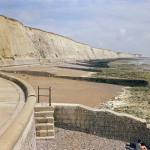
(37, 86, 51, 106)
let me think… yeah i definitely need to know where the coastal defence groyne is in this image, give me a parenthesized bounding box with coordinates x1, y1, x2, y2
(2, 69, 148, 87)
(54, 103, 150, 145)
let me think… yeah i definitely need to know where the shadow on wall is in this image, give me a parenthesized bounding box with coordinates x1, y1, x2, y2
(57, 66, 99, 72)
(68, 59, 110, 68)
(54, 104, 150, 146)
(55, 75, 149, 87)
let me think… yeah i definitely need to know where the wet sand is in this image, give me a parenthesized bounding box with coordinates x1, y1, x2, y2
(14, 74, 123, 107)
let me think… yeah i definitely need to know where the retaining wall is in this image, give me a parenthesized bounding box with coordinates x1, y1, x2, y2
(54, 103, 150, 145)
(0, 72, 36, 150)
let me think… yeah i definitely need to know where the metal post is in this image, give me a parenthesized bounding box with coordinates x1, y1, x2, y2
(38, 86, 39, 103)
(49, 87, 51, 106)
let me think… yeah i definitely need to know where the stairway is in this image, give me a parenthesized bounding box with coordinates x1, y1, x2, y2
(34, 105, 55, 139)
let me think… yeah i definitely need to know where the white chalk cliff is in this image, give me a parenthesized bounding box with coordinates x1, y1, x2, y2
(0, 15, 135, 65)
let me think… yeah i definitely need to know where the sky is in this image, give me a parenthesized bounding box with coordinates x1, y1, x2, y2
(0, 0, 150, 56)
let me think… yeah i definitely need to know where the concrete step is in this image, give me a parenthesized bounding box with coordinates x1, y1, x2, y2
(36, 123, 54, 130)
(34, 106, 54, 112)
(36, 129, 55, 137)
(34, 111, 53, 117)
(35, 117, 54, 124)
(36, 136, 55, 140)
(34, 105, 55, 139)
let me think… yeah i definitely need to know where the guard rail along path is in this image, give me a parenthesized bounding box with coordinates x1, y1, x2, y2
(0, 72, 37, 150)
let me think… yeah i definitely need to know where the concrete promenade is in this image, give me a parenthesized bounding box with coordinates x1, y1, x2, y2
(0, 77, 25, 136)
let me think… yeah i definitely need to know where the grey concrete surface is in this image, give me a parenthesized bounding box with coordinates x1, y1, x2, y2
(0, 77, 25, 136)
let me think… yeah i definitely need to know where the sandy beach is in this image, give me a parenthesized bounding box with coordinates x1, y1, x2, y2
(14, 74, 123, 107)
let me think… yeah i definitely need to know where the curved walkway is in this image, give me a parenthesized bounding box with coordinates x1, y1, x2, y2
(0, 77, 25, 136)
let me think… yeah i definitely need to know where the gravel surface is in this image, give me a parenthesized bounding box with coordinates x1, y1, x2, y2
(37, 128, 126, 150)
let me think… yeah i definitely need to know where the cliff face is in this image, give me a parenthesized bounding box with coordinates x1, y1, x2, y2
(0, 16, 38, 59)
(26, 27, 95, 60)
(0, 15, 135, 65)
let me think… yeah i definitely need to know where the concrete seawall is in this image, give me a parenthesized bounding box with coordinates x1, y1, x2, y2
(54, 103, 150, 145)
(0, 70, 150, 149)
(0, 72, 36, 150)
(0, 77, 25, 137)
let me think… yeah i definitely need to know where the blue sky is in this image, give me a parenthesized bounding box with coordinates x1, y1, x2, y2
(0, 0, 150, 56)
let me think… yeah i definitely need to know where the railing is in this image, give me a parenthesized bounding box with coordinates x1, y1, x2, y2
(37, 86, 52, 106)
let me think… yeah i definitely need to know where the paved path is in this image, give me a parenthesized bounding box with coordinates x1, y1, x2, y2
(0, 77, 25, 136)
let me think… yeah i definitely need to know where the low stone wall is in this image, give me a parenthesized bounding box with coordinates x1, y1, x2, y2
(0, 72, 37, 150)
(2, 70, 55, 77)
(54, 103, 150, 145)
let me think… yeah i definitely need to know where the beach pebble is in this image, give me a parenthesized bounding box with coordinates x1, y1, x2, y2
(37, 128, 126, 150)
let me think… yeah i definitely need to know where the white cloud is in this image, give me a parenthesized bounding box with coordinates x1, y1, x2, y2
(120, 28, 127, 36)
